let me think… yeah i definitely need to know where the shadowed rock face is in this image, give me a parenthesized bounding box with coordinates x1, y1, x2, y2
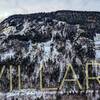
(0, 10, 97, 99)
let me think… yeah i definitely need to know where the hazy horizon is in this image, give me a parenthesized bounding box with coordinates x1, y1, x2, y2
(0, 0, 100, 19)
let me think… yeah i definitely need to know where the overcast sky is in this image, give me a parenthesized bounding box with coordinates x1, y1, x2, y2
(0, 0, 100, 18)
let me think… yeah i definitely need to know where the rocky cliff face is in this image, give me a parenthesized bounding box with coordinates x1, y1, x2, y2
(0, 10, 98, 99)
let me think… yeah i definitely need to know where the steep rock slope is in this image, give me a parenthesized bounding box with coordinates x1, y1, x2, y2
(0, 10, 97, 99)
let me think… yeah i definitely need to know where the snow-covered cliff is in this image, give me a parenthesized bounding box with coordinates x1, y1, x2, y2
(0, 11, 99, 100)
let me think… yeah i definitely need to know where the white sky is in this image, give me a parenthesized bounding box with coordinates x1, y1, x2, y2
(0, 0, 100, 19)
